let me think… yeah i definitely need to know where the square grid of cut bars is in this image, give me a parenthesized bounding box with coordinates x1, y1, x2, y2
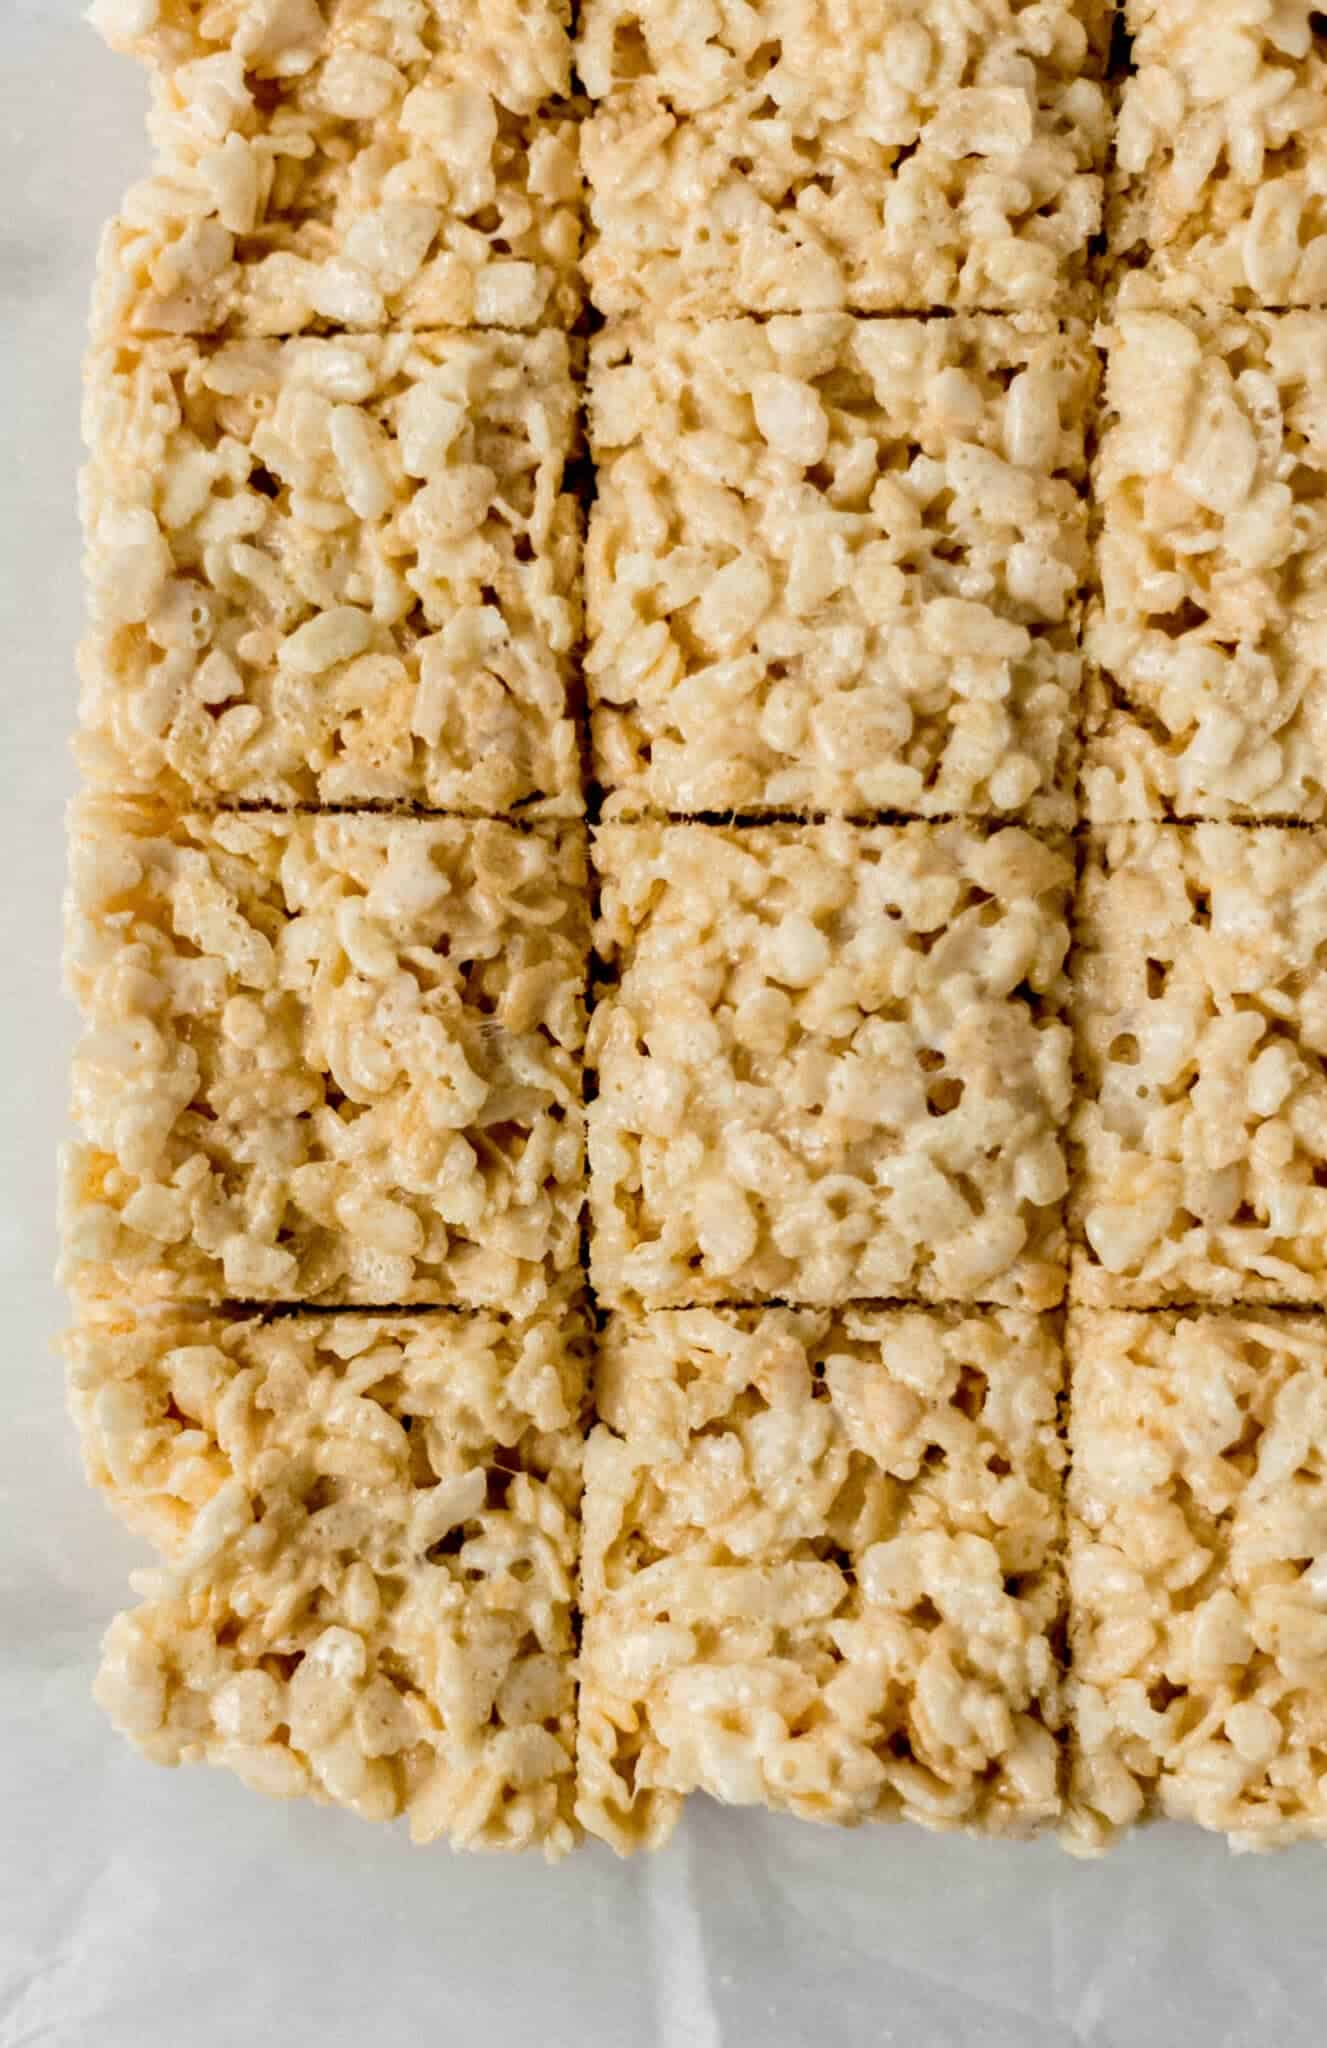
(71, 0, 1327, 1862)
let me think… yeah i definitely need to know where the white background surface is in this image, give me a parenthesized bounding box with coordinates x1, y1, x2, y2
(3, 7, 1327, 2043)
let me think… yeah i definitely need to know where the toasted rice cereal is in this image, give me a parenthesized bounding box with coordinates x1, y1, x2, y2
(63, 801, 588, 1310)
(1073, 824, 1327, 1306)
(578, 1304, 1066, 1853)
(588, 822, 1073, 1311)
(577, 0, 1110, 317)
(82, 1298, 587, 1855)
(1085, 290, 1327, 823)
(91, 0, 582, 336)
(79, 329, 581, 814)
(1112, 0, 1327, 309)
(587, 315, 1092, 823)
(1068, 1308, 1327, 1851)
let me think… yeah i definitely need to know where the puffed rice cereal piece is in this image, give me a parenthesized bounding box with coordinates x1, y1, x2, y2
(588, 315, 1091, 823)
(1073, 824, 1327, 1306)
(1067, 1308, 1327, 1852)
(1085, 290, 1327, 822)
(63, 801, 588, 1310)
(578, 0, 1111, 317)
(79, 330, 582, 814)
(83, 1298, 587, 1856)
(91, 0, 582, 336)
(588, 822, 1073, 1310)
(1112, 0, 1327, 309)
(578, 1304, 1066, 1853)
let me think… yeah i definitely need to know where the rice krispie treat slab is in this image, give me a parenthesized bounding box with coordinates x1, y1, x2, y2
(80, 329, 582, 815)
(91, 0, 582, 337)
(578, 1304, 1066, 1853)
(587, 315, 1093, 824)
(1112, 0, 1327, 309)
(1068, 1308, 1327, 1851)
(83, 1300, 587, 1855)
(1085, 294, 1327, 823)
(63, 801, 588, 1310)
(577, 0, 1111, 318)
(1073, 824, 1327, 1307)
(588, 822, 1073, 1311)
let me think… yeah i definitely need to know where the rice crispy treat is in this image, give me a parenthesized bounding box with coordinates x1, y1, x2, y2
(588, 822, 1073, 1311)
(1067, 1308, 1327, 1851)
(1112, 0, 1327, 309)
(578, 1304, 1066, 1853)
(1084, 292, 1327, 823)
(587, 316, 1092, 824)
(79, 329, 582, 815)
(1073, 824, 1327, 1307)
(63, 801, 588, 1310)
(90, 0, 582, 336)
(577, 0, 1111, 318)
(81, 1300, 588, 1855)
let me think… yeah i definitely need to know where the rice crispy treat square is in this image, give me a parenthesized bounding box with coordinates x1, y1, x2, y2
(1072, 824, 1327, 1307)
(80, 1299, 588, 1855)
(1067, 1308, 1327, 1851)
(577, 0, 1111, 318)
(1084, 292, 1327, 823)
(587, 315, 1092, 825)
(63, 801, 589, 1311)
(91, 0, 582, 337)
(588, 822, 1073, 1311)
(577, 1304, 1066, 1853)
(79, 329, 582, 815)
(1112, 0, 1327, 309)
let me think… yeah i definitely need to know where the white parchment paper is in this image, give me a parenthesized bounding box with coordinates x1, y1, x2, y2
(3, 10, 1327, 2042)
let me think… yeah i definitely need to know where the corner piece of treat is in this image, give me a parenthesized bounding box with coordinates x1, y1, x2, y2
(83, 1296, 590, 1856)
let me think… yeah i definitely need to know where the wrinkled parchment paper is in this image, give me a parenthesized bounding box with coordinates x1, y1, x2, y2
(4, 11, 1327, 2043)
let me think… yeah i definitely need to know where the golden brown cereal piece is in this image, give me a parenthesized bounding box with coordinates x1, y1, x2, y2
(81, 1300, 587, 1856)
(1067, 1308, 1327, 1852)
(587, 315, 1092, 824)
(1085, 291, 1327, 823)
(578, 1304, 1066, 1853)
(1073, 824, 1327, 1306)
(578, 0, 1110, 318)
(1111, 0, 1327, 310)
(588, 821, 1073, 1311)
(63, 802, 588, 1311)
(80, 330, 582, 814)
(90, 0, 582, 336)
